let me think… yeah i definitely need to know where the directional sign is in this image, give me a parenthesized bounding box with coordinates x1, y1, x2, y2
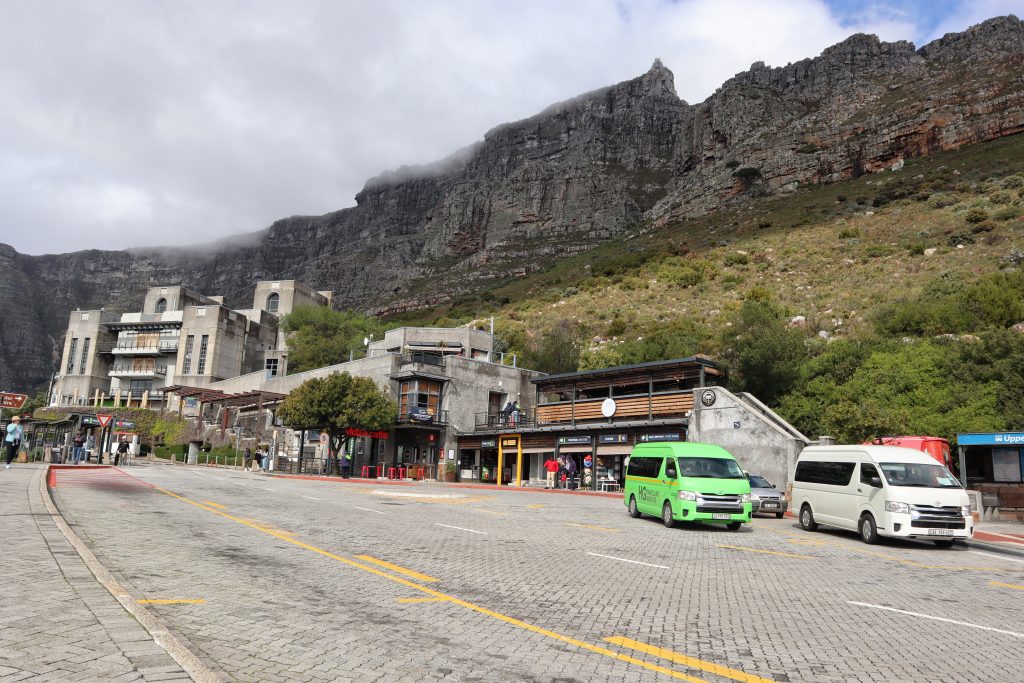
(0, 393, 28, 409)
(97, 414, 113, 428)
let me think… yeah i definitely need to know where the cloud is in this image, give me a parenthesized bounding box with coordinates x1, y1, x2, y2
(0, 0, 1016, 255)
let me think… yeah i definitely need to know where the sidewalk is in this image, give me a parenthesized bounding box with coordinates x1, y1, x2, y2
(971, 519, 1024, 556)
(0, 464, 192, 682)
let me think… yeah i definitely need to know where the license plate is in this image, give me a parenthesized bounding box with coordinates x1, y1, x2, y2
(927, 529, 955, 536)
(712, 513, 732, 520)
(761, 503, 778, 509)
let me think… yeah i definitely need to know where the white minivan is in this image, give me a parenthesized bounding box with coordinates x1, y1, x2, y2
(792, 445, 974, 547)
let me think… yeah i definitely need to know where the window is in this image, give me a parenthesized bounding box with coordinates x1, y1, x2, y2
(196, 335, 209, 375)
(399, 379, 441, 417)
(627, 456, 662, 478)
(67, 338, 78, 375)
(860, 463, 880, 486)
(155, 298, 167, 313)
(79, 338, 90, 375)
(265, 358, 279, 378)
(678, 457, 745, 479)
(266, 293, 279, 313)
(182, 335, 194, 374)
(794, 461, 856, 486)
(879, 462, 962, 488)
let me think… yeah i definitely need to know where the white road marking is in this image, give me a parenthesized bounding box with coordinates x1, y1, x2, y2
(263, 488, 274, 492)
(968, 548, 1024, 564)
(848, 602, 1024, 639)
(586, 552, 668, 569)
(371, 490, 466, 499)
(231, 482, 247, 486)
(354, 507, 387, 515)
(191, 472, 208, 476)
(302, 496, 321, 501)
(434, 523, 487, 535)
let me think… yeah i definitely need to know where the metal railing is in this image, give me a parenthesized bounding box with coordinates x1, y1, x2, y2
(110, 364, 168, 376)
(474, 411, 535, 430)
(99, 340, 179, 353)
(400, 351, 445, 367)
(396, 408, 449, 426)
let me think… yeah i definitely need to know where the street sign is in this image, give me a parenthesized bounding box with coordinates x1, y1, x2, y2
(97, 414, 113, 428)
(0, 393, 28, 409)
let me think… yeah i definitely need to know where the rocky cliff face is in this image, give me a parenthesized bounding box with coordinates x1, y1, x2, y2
(2, 16, 1023, 392)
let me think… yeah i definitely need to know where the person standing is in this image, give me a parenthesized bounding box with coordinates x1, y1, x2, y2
(72, 430, 85, 464)
(565, 455, 578, 490)
(243, 446, 253, 471)
(5, 416, 23, 468)
(114, 436, 129, 466)
(341, 447, 352, 479)
(543, 454, 559, 489)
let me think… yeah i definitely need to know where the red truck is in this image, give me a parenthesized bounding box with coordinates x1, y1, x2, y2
(866, 436, 953, 470)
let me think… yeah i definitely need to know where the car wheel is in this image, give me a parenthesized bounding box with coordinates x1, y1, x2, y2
(799, 504, 818, 531)
(859, 514, 879, 545)
(662, 501, 676, 528)
(726, 522, 742, 531)
(933, 539, 955, 548)
(628, 495, 641, 518)
(775, 512, 784, 519)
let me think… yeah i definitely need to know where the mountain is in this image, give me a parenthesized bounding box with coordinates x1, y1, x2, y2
(2, 15, 1024, 392)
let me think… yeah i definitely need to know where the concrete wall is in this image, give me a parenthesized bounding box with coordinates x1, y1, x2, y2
(54, 310, 117, 405)
(369, 327, 495, 358)
(687, 386, 807, 488)
(142, 286, 216, 313)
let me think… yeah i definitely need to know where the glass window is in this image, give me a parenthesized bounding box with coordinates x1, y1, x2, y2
(79, 338, 90, 374)
(265, 358, 279, 378)
(678, 457, 745, 479)
(399, 380, 441, 416)
(266, 293, 280, 313)
(794, 461, 856, 486)
(66, 338, 78, 375)
(879, 462, 962, 488)
(748, 474, 772, 488)
(182, 335, 194, 374)
(196, 335, 209, 375)
(627, 456, 662, 478)
(155, 298, 167, 314)
(860, 463, 880, 485)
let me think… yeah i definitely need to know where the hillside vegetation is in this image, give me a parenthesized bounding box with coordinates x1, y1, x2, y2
(384, 134, 1024, 444)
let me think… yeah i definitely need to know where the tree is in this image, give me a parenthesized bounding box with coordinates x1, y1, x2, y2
(523, 320, 582, 374)
(280, 306, 388, 373)
(276, 372, 397, 470)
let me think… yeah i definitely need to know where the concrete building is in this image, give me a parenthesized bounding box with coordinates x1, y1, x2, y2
(52, 280, 329, 409)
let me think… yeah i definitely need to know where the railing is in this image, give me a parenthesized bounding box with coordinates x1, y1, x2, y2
(400, 351, 445, 367)
(98, 341, 179, 353)
(396, 408, 449, 426)
(110, 364, 167, 377)
(536, 391, 694, 425)
(474, 411, 536, 431)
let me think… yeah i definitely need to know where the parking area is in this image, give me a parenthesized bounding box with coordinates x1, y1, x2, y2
(51, 464, 1024, 683)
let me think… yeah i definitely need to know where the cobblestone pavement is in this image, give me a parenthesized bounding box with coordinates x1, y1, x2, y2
(50, 464, 1024, 683)
(0, 464, 190, 682)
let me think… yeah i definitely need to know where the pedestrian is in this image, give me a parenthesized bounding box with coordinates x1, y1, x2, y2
(565, 454, 578, 490)
(72, 430, 85, 464)
(5, 416, 23, 468)
(556, 455, 567, 489)
(115, 436, 129, 466)
(511, 400, 521, 425)
(341, 448, 352, 479)
(260, 447, 269, 472)
(85, 433, 95, 463)
(243, 446, 253, 471)
(501, 401, 513, 426)
(543, 454, 559, 489)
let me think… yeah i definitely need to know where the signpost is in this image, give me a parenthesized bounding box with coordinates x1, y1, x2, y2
(0, 393, 28, 410)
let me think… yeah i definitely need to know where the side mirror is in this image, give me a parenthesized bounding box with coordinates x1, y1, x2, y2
(869, 476, 883, 488)
(665, 466, 677, 479)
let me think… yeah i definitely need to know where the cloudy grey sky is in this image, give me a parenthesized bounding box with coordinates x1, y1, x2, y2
(2, 0, 1022, 255)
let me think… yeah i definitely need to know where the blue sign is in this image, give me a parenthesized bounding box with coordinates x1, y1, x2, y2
(957, 433, 1024, 446)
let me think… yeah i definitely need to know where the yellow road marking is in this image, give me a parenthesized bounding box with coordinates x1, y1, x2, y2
(355, 555, 441, 583)
(478, 509, 509, 516)
(718, 545, 813, 559)
(152, 486, 713, 682)
(137, 599, 206, 605)
(990, 581, 1024, 591)
(786, 538, 826, 546)
(565, 522, 620, 533)
(202, 501, 225, 509)
(526, 504, 545, 509)
(605, 636, 775, 683)
(396, 597, 448, 603)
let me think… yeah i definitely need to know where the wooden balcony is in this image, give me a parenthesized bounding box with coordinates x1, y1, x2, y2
(536, 391, 694, 425)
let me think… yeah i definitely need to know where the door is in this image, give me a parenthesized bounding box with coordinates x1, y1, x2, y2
(828, 461, 861, 530)
(858, 462, 886, 530)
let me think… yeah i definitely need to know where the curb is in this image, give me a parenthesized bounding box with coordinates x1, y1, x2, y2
(41, 465, 223, 683)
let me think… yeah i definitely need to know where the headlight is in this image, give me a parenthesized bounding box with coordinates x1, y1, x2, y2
(750, 494, 761, 501)
(779, 494, 787, 501)
(885, 501, 910, 514)
(678, 490, 696, 501)
(961, 505, 972, 517)
(740, 494, 751, 503)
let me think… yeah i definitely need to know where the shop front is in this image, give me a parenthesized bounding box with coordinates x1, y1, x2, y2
(394, 426, 442, 480)
(957, 432, 1024, 519)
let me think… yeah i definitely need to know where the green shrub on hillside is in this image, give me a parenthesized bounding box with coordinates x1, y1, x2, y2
(655, 257, 716, 288)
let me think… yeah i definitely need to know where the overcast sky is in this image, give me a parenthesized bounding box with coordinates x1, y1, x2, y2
(2, 0, 1022, 255)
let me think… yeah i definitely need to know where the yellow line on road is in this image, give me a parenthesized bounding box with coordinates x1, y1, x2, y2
(202, 501, 225, 509)
(478, 509, 509, 516)
(605, 636, 775, 683)
(526, 504, 545, 509)
(564, 522, 620, 533)
(137, 599, 206, 605)
(355, 555, 441, 583)
(717, 545, 813, 559)
(151, 486, 713, 682)
(396, 597, 448, 603)
(990, 581, 1024, 590)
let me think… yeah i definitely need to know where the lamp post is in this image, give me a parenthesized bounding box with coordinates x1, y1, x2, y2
(46, 372, 60, 407)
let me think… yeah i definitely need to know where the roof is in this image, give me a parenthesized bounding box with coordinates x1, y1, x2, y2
(163, 385, 231, 402)
(532, 357, 724, 385)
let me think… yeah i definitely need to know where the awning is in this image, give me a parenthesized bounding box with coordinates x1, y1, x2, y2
(558, 445, 593, 453)
(596, 445, 633, 456)
(521, 446, 555, 454)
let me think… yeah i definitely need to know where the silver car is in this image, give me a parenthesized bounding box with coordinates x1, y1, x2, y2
(747, 474, 788, 518)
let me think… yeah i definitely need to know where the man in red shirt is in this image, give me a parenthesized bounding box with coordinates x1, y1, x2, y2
(544, 455, 559, 489)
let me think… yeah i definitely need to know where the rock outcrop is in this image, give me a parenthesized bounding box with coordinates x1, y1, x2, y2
(2, 16, 1024, 391)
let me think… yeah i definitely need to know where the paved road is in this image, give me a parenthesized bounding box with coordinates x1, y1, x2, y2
(50, 464, 1024, 683)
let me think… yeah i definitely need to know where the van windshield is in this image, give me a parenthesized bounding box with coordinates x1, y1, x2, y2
(879, 462, 962, 488)
(678, 457, 744, 479)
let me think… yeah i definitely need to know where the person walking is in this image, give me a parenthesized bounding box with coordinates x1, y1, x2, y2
(5, 416, 23, 468)
(564, 454, 578, 490)
(243, 447, 253, 471)
(543, 454, 559, 489)
(114, 436, 129, 466)
(72, 430, 85, 464)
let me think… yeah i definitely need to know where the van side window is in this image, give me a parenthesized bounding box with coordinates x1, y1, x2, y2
(794, 461, 856, 486)
(627, 457, 663, 478)
(860, 463, 880, 486)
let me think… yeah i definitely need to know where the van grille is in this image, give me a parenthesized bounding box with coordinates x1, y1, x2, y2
(697, 494, 742, 514)
(910, 504, 965, 529)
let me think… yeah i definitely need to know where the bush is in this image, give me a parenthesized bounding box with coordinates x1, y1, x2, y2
(725, 159, 740, 169)
(656, 257, 716, 288)
(994, 206, 1023, 222)
(965, 208, 989, 224)
(1001, 175, 1024, 189)
(732, 167, 761, 180)
(990, 190, 1015, 205)
(839, 227, 861, 239)
(723, 252, 750, 266)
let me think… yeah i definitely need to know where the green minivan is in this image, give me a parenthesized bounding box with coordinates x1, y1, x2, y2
(624, 442, 752, 530)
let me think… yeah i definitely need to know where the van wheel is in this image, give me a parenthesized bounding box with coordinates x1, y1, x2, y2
(859, 514, 879, 545)
(661, 502, 676, 528)
(726, 522, 742, 531)
(933, 539, 955, 548)
(628, 495, 641, 518)
(775, 512, 784, 519)
(799, 504, 818, 531)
